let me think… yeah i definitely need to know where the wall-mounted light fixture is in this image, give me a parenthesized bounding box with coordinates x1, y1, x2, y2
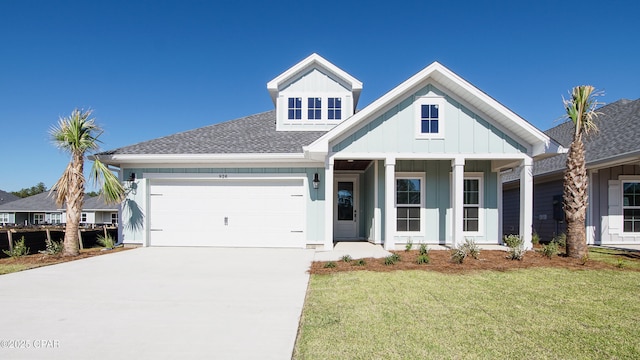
(312, 173, 320, 189)
(128, 172, 136, 182)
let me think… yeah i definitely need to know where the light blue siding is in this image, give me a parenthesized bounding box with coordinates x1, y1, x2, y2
(332, 84, 527, 155)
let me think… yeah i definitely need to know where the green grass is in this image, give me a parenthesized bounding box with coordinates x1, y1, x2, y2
(0, 263, 33, 275)
(588, 247, 640, 269)
(294, 269, 640, 359)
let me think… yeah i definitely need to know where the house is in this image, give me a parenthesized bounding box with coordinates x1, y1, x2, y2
(97, 54, 561, 250)
(0, 192, 118, 226)
(503, 98, 640, 245)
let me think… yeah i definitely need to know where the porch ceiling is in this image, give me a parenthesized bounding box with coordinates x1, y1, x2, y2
(334, 160, 372, 171)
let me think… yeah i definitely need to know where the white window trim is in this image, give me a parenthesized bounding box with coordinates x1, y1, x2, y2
(81, 212, 88, 223)
(395, 172, 425, 235)
(621, 176, 640, 234)
(282, 94, 345, 124)
(0, 213, 10, 223)
(415, 96, 445, 139)
(463, 172, 484, 236)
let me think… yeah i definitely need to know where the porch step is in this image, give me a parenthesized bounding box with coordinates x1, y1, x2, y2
(314, 242, 392, 261)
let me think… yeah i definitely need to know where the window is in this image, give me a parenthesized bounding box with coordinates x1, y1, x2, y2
(307, 97, 322, 119)
(287, 97, 302, 120)
(0, 213, 10, 223)
(328, 97, 342, 120)
(623, 181, 640, 233)
(396, 176, 423, 232)
(111, 212, 118, 225)
(34, 213, 44, 224)
(415, 97, 445, 138)
(421, 104, 439, 134)
(463, 176, 482, 233)
(50, 213, 62, 224)
(81, 213, 87, 223)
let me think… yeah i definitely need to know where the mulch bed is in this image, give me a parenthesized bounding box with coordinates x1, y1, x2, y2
(0, 247, 131, 269)
(310, 249, 635, 275)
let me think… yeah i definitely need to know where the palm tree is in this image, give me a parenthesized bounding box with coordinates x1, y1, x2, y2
(50, 109, 125, 256)
(562, 86, 602, 258)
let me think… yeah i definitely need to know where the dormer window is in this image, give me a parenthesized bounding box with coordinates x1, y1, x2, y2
(308, 97, 322, 120)
(288, 97, 302, 120)
(328, 97, 342, 120)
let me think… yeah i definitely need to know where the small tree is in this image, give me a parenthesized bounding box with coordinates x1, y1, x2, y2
(50, 109, 124, 256)
(562, 86, 602, 258)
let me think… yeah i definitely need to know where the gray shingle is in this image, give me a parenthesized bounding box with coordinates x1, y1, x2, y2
(0, 192, 116, 212)
(504, 98, 640, 182)
(0, 190, 19, 206)
(100, 110, 327, 155)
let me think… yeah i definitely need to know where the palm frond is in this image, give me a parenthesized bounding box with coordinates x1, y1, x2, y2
(50, 109, 102, 154)
(562, 85, 604, 137)
(49, 162, 74, 206)
(90, 159, 125, 204)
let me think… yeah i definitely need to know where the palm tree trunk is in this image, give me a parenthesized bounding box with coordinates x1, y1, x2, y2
(63, 154, 85, 257)
(563, 135, 589, 258)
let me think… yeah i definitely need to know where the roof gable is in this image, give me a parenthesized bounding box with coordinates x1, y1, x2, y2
(305, 62, 561, 159)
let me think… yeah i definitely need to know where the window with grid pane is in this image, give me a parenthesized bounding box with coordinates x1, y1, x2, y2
(396, 178, 421, 232)
(623, 181, 640, 233)
(287, 97, 302, 119)
(308, 97, 322, 119)
(328, 97, 342, 120)
(464, 178, 480, 232)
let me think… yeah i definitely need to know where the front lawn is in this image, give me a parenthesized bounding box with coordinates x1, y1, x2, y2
(295, 267, 640, 359)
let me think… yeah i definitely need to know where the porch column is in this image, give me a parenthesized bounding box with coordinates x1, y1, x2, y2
(519, 157, 533, 250)
(384, 157, 396, 250)
(451, 157, 465, 248)
(323, 158, 334, 251)
(374, 160, 382, 244)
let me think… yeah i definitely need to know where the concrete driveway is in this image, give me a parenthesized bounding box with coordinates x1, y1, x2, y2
(0, 247, 314, 360)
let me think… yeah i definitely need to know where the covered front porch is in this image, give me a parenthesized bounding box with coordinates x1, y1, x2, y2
(322, 156, 533, 251)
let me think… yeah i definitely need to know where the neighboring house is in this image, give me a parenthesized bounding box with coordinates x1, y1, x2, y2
(0, 190, 19, 207)
(0, 192, 118, 226)
(503, 99, 640, 245)
(98, 53, 561, 250)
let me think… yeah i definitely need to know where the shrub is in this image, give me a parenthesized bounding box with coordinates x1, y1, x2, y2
(353, 259, 366, 266)
(462, 238, 480, 259)
(580, 254, 589, 265)
(97, 234, 116, 249)
(384, 253, 401, 265)
(616, 258, 626, 268)
(541, 241, 559, 259)
(324, 261, 336, 268)
(553, 233, 567, 248)
(340, 254, 352, 263)
(40, 239, 63, 255)
(532, 232, 540, 245)
(450, 247, 467, 264)
(503, 234, 523, 248)
(507, 245, 525, 261)
(3, 236, 30, 258)
(416, 254, 430, 265)
(405, 239, 413, 251)
(418, 243, 429, 256)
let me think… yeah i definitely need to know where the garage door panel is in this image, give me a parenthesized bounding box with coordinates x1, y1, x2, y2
(148, 178, 305, 247)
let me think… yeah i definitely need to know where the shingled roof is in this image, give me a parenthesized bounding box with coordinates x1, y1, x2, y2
(0, 190, 19, 206)
(0, 192, 117, 212)
(100, 110, 327, 155)
(504, 98, 640, 182)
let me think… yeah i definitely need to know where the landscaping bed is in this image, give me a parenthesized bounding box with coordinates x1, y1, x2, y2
(310, 247, 640, 274)
(0, 247, 131, 275)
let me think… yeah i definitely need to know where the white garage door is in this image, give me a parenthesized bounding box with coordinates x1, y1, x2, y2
(148, 178, 305, 247)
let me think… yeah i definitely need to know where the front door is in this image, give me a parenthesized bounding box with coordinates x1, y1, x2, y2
(334, 175, 358, 239)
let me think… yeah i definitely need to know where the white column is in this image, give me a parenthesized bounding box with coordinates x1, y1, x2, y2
(384, 157, 396, 251)
(451, 157, 465, 248)
(323, 159, 334, 251)
(374, 160, 382, 244)
(496, 171, 503, 244)
(519, 158, 533, 250)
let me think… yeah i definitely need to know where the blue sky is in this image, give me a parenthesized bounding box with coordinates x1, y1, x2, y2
(1, 0, 638, 192)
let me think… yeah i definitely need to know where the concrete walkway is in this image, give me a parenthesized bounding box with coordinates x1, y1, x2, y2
(314, 242, 392, 261)
(0, 247, 314, 360)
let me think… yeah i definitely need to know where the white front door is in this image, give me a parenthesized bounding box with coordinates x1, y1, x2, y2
(334, 175, 358, 239)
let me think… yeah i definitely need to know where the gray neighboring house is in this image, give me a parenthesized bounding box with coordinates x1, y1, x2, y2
(0, 192, 118, 226)
(503, 98, 640, 245)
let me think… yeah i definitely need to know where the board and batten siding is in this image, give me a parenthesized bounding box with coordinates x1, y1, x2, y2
(332, 84, 527, 155)
(597, 165, 640, 244)
(120, 167, 326, 246)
